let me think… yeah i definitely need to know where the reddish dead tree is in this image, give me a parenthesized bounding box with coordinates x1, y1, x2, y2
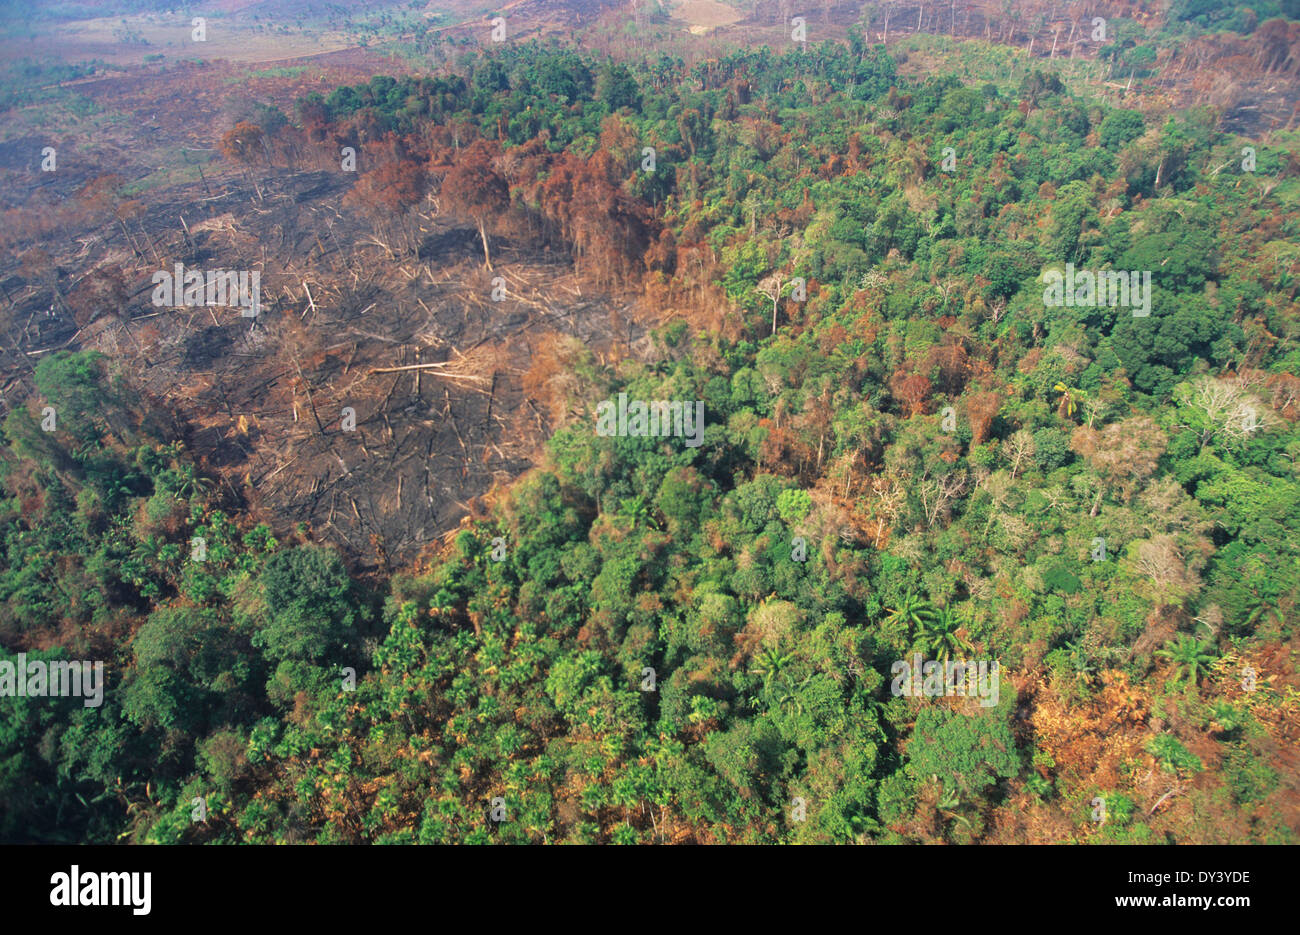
(893, 372, 933, 417)
(343, 158, 428, 257)
(930, 339, 971, 395)
(440, 140, 508, 270)
(571, 181, 655, 286)
(298, 99, 330, 142)
(218, 122, 265, 166)
(536, 151, 656, 287)
(218, 121, 267, 196)
(595, 115, 641, 185)
(794, 386, 835, 474)
(644, 228, 677, 275)
(758, 417, 812, 477)
(964, 389, 1002, 446)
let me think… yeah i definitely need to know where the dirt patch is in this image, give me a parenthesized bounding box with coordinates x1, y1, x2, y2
(670, 0, 744, 33)
(0, 13, 356, 69)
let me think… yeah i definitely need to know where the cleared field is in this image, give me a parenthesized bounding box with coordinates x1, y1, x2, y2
(0, 13, 354, 68)
(669, 0, 744, 34)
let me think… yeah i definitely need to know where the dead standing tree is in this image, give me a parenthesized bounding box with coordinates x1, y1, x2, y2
(439, 140, 509, 271)
(756, 271, 789, 336)
(342, 159, 429, 259)
(218, 122, 266, 200)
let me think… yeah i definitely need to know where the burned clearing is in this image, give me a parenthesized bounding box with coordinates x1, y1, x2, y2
(1, 160, 652, 571)
(0, 43, 674, 574)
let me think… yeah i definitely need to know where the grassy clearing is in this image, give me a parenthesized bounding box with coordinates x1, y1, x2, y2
(120, 160, 206, 198)
(224, 65, 310, 85)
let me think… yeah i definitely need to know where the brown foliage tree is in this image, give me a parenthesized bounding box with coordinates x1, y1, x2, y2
(348, 159, 427, 216)
(537, 151, 656, 287)
(218, 122, 265, 166)
(440, 140, 509, 269)
(893, 372, 933, 417)
(964, 389, 1002, 446)
(343, 158, 428, 257)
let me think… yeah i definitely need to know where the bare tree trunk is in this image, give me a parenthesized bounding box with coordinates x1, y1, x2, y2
(138, 220, 162, 265)
(477, 217, 493, 271)
(195, 158, 212, 197)
(117, 217, 140, 259)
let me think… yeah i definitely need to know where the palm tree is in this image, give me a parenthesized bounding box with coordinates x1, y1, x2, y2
(1053, 381, 1085, 420)
(752, 645, 793, 685)
(73, 438, 101, 462)
(617, 494, 656, 529)
(158, 440, 185, 462)
(916, 605, 974, 662)
(1208, 701, 1241, 734)
(1243, 596, 1284, 631)
(936, 781, 960, 812)
(129, 535, 163, 567)
(886, 591, 935, 632)
(772, 673, 814, 717)
(1063, 638, 1096, 684)
(174, 463, 213, 501)
(1155, 636, 1217, 688)
(935, 779, 973, 834)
